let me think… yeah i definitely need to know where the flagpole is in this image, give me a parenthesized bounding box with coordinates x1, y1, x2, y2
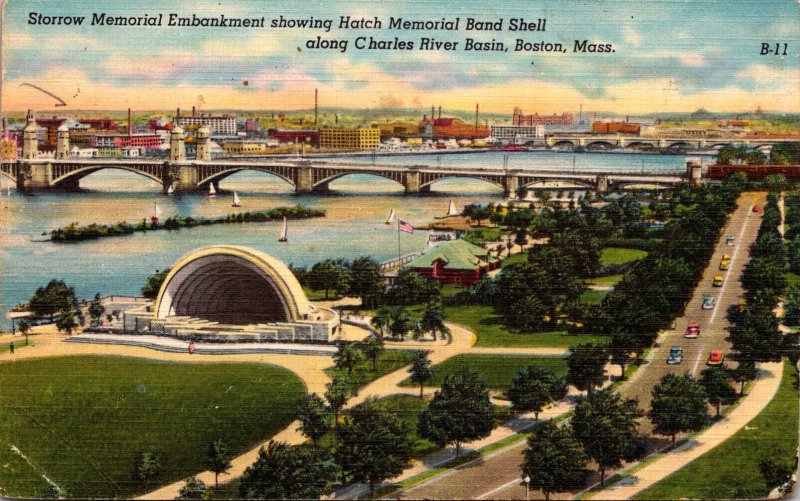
(397, 217, 402, 268)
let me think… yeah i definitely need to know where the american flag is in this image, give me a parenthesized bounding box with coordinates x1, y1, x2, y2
(398, 220, 414, 234)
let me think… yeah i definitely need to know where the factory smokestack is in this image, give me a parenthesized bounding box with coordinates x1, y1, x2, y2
(431, 106, 435, 120)
(315, 88, 318, 126)
(176, 107, 180, 118)
(475, 103, 479, 135)
(438, 106, 441, 119)
(128, 108, 132, 137)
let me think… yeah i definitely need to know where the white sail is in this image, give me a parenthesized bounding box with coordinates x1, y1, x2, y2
(208, 183, 216, 196)
(232, 192, 241, 207)
(447, 199, 459, 216)
(278, 216, 288, 242)
(385, 208, 395, 225)
(167, 184, 174, 195)
(153, 204, 162, 217)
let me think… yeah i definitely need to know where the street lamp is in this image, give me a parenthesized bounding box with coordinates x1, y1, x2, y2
(524, 475, 531, 500)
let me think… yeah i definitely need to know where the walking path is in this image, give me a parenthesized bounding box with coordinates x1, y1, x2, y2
(587, 361, 784, 500)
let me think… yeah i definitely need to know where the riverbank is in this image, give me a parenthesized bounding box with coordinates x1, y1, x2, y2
(47, 205, 324, 242)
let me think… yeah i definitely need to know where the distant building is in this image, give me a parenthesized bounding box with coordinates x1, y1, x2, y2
(407, 239, 500, 286)
(491, 125, 544, 144)
(319, 127, 380, 149)
(417, 116, 490, 140)
(0, 136, 17, 160)
(372, 121, 420, 139)
(221, 141, 276, 155)
(173, 110, 237, 136)
(244, 118, 260, 133)
(267, 128, 320, 146)
(591, 121, 641, 135)
(78, 117, 116, 130)
(93, 134, 162, 149)
(513, 107, 574, 126)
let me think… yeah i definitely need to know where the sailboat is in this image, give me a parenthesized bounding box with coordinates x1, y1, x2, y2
(208, 183, 217, 198)
(278, 217, 288, 242)
(166, 184, 174, 196)
(232, 192, 241, 207)
(385, 208, 395, 225)
(151, 203, 161, 224)
(447, 199, 459, 217)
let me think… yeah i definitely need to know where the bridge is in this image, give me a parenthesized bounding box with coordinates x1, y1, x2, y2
(545, 133, 797, 151)
(0, 118, 701, 194)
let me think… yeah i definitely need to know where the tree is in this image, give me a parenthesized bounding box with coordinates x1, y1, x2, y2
(177, 477, 207, 500)
(566, 344, 608, 394)
(609, 332, 637, 378)
(571, 389, 638, 486)
(324, 376, 352, 429)
(370, 306, 392, 339)
(507, 366, 566, 419)
(17, 319, 31, 346)
(336, 399, 412, 497)
(385, 269, 440, 305)
(204, 439, 231, 489)
(136, 452, 161, 488)
(649, 373, 708, 442)
(504, 295, 547, 332)
(56, 309, 79, 335)
(296, 394, 329, 446)
(88, 293, 105, 327)
(389, 307, 413, 340)
(348, 257, 384, 307)
(239, 441, 340, 499)
(359, 336, 384, 371)
(699, 367, 737, 418)
(420, 299, 450, 341)
(333, 342, 365, 377)
(731, 360, 758, 395)
(141, 269, 170, 299)
(418, 371, 494, 458)
(521, 422, 589, 501)
(408, 351, 433, 399)
(759, 459, 794, 494)
(29, 279, 76, 320)
(782, 286, 800, 325)
(782, 331, 800, 367)
(39, 484, 65, 499)
(308, 259, 350, 299)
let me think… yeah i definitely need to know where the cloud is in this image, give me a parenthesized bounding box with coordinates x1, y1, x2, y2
(622, 25, 641, 47)
(679, 53, 707, 68)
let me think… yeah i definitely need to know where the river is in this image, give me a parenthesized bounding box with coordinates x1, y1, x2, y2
(0, 151, 702, 328)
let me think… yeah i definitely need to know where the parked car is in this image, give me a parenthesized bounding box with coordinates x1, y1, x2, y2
(720, 258, 730, 270)
(667, 346, 683, 364)
(753, 205, 762, 213)
(726, 235, 735, 245)
(713, 274, 724, 287)
(707, 350, 724, 366)
(702, 294, 715, 310)
(684, 322, 700, 339)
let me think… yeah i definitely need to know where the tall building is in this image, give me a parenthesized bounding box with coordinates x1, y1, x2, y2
(244, 118, 260, 133)
(319, 127, 380, 149)
(173, 108, 237, 136)
(512, 107, 574, 126)
(491, 125, 544, 144)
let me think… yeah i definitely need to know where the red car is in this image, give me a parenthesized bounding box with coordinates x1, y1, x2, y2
(684, 322, 700, 339)
(707, 350, 724, 366)
(752, 205, 762, 213)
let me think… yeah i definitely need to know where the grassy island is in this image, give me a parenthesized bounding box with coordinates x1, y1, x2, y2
(48, 205, 324, 242)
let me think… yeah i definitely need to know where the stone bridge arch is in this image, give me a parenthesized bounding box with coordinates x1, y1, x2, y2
(418, 174, 505, 191)
(50, 164, 164, 188)
(197, 166, 296, 190)
(312, 170, 406, 191)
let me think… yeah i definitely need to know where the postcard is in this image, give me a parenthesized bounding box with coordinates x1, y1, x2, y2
(1, 0, 799, 499)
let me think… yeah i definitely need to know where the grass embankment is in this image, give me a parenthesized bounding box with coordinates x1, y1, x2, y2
(446, 304, 608, 348)
(599, 247, 648, 266)
(399, 354, 568, 392)
(0, 356, 306, 499)
(48, 205, 324, 242)
(636, 361, 799, 500)
(324, 350, 415, 391)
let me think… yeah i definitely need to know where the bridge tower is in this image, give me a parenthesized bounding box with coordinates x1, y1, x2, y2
(22, 113, 38, 160)
(502, 171, 519, 198)
(596, 175, 609, 193)
(169, 127, 186, 162)
(196, 126, 210, 161)
(56, 124, 69, 160)
(686, 160, 704, 187)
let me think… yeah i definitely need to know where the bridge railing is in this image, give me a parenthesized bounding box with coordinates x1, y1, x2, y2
(379, 252, 422, 271)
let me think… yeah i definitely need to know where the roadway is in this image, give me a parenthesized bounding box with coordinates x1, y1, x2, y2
(393, 192, 766, 500)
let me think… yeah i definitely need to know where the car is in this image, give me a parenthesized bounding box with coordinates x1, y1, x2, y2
(722, 254, 731, 261)
(707, 350, 724, 366)
(667, 346, 683, 364)
(702, 294, 715, 310)
(753, 205, 762, 213)
(684, 322, 700, 339)
(713, 274, 724, 287)
(720, 259, 730, 270)
(726, 235, 735, 245)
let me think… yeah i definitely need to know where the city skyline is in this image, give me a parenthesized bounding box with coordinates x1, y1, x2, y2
(2, 0, 799, 114)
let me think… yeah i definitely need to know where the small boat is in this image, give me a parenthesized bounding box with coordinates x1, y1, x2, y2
(447, 199, 459, 216)
(385, 208, 395, 225)
(232, 192, 241, 207)
(166, 184, 174, 196)
(278, 216, 288, 242)
(151, 203, 161, 224)
(208, 183, 216, 198)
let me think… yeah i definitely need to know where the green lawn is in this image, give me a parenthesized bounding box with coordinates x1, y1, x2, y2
(600, 247, 648, 266)
(445, 304, 608, 348)
(580, 289, 609, 305)
(584, 274, 624, 285)
(784, 272, 800, 291)
(324, 349, 415, 391)
(501, 252, 528, 268)
(0, 356, 306, 499)
(399, 354, 568, 392)
(636, 361, 799, 500)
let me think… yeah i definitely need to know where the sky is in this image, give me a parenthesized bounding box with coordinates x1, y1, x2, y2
(2, 0, 799, 114)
